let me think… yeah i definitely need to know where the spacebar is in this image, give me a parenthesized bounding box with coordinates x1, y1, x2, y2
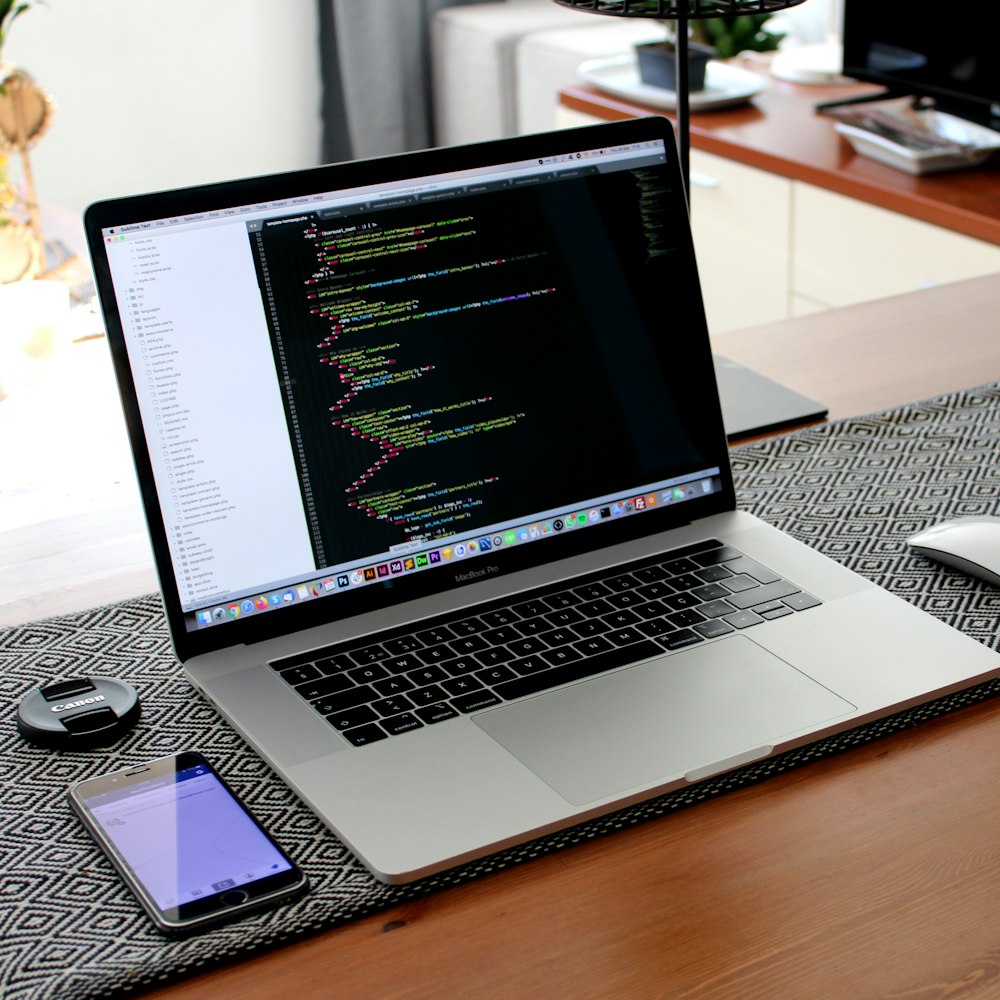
(495, 639, 663, 702)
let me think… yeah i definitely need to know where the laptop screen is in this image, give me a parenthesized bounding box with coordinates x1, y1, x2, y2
(87, 118, 731, 655)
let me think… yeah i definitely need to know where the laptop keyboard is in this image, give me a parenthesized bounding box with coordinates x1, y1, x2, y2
(268, 538, 821, 747)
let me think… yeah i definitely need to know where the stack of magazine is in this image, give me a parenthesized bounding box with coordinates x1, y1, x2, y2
(824, 98, 1000, 174)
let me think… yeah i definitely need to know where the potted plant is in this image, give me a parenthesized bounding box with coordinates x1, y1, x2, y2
(691, 14, 785, 59)
(635, 12, 785, 92)
(637, 35, 717, 92)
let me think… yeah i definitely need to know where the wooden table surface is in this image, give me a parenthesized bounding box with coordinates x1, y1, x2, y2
(136, 273, 1000, 1000)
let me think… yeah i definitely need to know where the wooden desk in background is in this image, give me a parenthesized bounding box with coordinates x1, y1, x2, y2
(558, 78, 1000, 246)
(133, 273, 1000, 1000)
(558, 72, 1000, 336)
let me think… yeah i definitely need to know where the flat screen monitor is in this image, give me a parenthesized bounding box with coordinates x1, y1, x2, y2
(841, 3, 1000, 128)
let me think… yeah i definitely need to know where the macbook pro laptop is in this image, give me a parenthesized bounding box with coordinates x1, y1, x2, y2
(85, 117, 999, 884)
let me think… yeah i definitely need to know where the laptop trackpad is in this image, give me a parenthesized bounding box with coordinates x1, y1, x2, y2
(474, 636, 854, 806)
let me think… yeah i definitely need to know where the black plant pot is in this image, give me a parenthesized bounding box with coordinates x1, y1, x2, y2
(636, 41, 717, 92)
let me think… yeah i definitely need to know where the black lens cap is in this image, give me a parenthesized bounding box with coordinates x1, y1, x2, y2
(17, 676, 141, 750)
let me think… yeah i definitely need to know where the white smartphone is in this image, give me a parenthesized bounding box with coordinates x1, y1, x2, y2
(68, 751, 308, 935)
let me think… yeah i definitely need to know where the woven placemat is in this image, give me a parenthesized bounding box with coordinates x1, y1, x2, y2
(3, 383, 999, 999)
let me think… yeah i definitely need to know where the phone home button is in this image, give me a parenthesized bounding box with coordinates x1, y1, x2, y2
(219, 889, 250, 907)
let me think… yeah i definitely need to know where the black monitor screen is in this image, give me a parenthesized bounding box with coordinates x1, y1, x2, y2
(842, 3, 1000, 126)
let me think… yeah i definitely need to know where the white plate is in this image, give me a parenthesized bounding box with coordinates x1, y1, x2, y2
(834, 110, 1000, 175)
(578, 55, 767, 111)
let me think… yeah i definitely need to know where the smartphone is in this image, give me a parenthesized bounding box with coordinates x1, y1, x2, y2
(68, 751, 308, 935)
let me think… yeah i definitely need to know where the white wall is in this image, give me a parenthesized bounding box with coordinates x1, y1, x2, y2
(5, 0, 323, 220)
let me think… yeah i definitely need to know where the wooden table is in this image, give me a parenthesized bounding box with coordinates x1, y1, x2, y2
(132, 273, 1000, 1000)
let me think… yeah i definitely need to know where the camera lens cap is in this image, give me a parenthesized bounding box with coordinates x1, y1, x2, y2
(17, 676, 141, 750)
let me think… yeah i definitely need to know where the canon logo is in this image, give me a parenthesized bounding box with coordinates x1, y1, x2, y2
(51, 694, 106, 713)
(454, 564, 500, 584)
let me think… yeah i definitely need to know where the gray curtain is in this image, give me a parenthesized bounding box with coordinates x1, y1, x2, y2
(318, 0, 493, 164)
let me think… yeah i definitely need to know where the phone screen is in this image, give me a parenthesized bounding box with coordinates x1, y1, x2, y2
(83, 761, 292, 909)
(71, 753, 306, 932)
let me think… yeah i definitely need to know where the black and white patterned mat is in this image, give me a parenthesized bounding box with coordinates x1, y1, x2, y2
(3, 383, 1000, 999)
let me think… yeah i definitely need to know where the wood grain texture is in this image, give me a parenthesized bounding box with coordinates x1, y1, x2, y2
(144, 700, 1000, 1000)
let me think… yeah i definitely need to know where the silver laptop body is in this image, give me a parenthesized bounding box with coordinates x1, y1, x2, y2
(86, 118, 999, 883)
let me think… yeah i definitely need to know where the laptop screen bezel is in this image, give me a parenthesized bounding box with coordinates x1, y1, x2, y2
(85, 116, 736, 662)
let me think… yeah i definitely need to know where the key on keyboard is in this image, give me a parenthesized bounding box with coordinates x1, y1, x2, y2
(268, 538, 821, 747)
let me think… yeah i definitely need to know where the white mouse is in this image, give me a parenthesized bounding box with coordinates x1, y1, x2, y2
(906, 516, 1000, 587)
